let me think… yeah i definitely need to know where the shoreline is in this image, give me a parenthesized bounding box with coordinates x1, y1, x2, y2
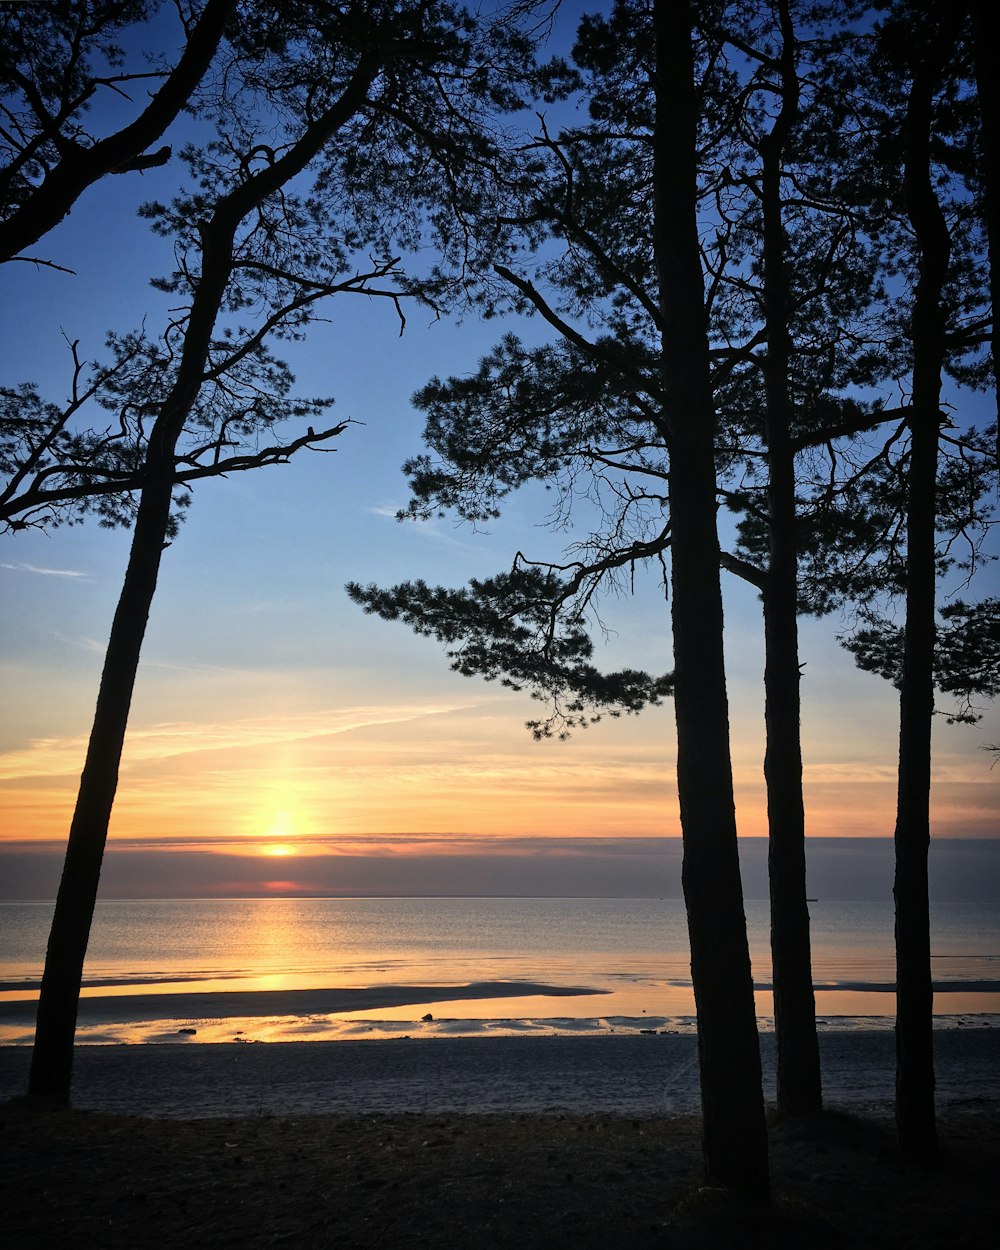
(2, 1029, 998, 1119)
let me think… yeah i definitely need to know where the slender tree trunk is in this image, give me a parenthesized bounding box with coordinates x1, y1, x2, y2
(893, 396, 939, 1164)
(763, 461, 821, 1116)
(653, 0, 769, 1203)
(760, 0, 822, 1118)
(28, 478, 175, 1103)
(971, 0, 1000, 455)
(894, 6, 960, 1161)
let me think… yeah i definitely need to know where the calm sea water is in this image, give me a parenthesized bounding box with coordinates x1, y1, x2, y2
(1, 897, 998, 1043)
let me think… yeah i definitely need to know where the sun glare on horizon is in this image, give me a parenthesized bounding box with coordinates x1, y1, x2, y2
(254, 803, 306, 855)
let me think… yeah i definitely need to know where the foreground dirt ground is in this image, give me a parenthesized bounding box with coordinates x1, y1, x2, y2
(3, 1101, 997, 1248)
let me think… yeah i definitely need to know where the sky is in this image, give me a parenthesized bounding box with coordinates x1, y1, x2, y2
(1, 2, 998, 902)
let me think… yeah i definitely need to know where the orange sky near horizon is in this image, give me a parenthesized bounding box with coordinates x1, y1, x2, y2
(2, 669, 998, 854)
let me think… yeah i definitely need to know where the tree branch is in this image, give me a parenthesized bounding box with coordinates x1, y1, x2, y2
(0, 0, 236, 262)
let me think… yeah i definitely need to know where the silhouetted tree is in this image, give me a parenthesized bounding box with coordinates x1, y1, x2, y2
(860, 0, 996, 1162)
(652, 0, 769, 1198)
(971, 1, 999, 451)
(356, 0, 771, 1200)
(894, 13, 960, 1156)
(26, 0, 535, 1105)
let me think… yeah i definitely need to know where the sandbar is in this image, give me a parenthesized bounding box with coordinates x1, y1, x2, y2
(0, 979, 607, 1026)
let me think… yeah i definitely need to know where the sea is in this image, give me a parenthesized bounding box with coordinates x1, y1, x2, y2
(1, 896, 998, 1044)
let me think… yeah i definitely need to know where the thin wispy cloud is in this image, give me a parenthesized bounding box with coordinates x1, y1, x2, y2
(0, 701, 476, 782)
(366, 503, 482, 551)
(50, 632, 113, 654)
(1, 561, 87, 579)
(140, 658, 266, 676)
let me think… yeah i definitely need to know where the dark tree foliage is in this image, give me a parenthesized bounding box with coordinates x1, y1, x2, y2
(348, 569, 673, 739)
(844, 598, 1000, 725)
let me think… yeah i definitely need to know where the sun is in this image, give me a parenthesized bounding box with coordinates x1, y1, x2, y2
(262, 843, 297, 857)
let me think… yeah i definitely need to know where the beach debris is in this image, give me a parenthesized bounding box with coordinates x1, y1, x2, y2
(178, 1027, 197, 1035)
(421, 1013, 434, 1022)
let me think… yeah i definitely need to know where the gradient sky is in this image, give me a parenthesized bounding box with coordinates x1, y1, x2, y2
(1, 3, 998, 900)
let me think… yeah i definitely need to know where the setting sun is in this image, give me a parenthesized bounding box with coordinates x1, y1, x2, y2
(262, 844, 297, 858)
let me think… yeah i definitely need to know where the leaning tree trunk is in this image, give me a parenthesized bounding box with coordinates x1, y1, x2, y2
(893, 6, 960, 1162)
(27, 53, 381, 1102)
(27, 475, 176, 1102)
(27, 217, 239, 1103)
(759, 0, 822, 1118)
(653, 0, 769, 1203)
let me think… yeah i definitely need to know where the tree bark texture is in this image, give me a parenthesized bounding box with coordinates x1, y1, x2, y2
(759, 0, 822, 1118)
(893, 5, 961, 1161)
(653, 0, 769, 1203)
(28, 53, 381, 1104)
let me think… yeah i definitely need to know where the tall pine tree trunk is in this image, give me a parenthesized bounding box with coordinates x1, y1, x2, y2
(760, 0, 822, 1118)
(653, 0, 769, 1202)
(894, 5, 959, 1162)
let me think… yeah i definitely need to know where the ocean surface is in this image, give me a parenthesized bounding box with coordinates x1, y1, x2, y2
(1, 896, 998, 1044)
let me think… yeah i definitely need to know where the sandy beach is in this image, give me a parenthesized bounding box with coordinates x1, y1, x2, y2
(0, 1028, 998, 1117)
(3, 1031, 999, 1248)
